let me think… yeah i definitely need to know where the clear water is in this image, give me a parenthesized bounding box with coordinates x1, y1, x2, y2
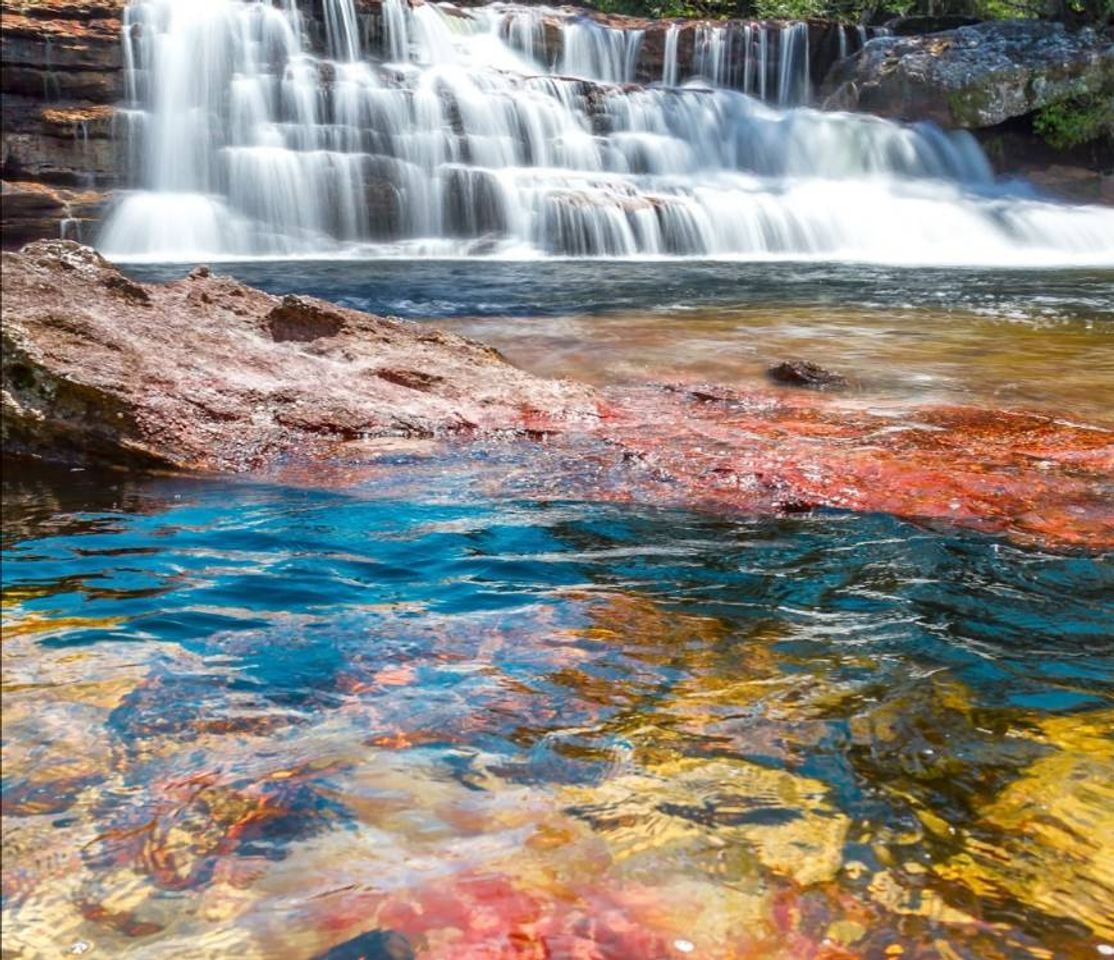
(123, 259, 1114, 321)
(3, 459, 1113, 958)
(123, 259, 1114, 420)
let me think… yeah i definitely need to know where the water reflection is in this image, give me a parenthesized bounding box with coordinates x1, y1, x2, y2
(3, 460, 1113, 958)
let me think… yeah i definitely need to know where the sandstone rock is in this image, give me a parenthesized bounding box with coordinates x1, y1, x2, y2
(0, 1, 125, 241)
(821, 20, 1114, 129)
(0, 180, 108, 247)
(0, 241, 599, 470)
(1, 98, 121, 190)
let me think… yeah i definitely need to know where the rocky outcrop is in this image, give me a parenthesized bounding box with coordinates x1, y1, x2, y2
(1, 0, 126, 242)
(821, 20, 1113, 129)
(1, 179, 106, 246)
(975, 115, 1114, 204)
(4, 242, 1113, 550)
(1, 241, 598, 469)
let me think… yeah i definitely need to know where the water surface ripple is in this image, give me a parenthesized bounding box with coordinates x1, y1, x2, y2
(3, 463, 1113, 958)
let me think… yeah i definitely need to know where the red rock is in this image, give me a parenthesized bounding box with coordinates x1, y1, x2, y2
(4, 241, 1111, 551)
(1, 241, 599, 470)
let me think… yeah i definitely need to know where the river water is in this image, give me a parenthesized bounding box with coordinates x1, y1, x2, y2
(126, 259, 1114, 421)
(6, 0, 1114, 954)
(4, 258, 1114, 959)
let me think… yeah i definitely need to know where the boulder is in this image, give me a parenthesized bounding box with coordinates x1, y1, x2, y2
(0, 241, 599, 470)
(766, 359, 848, 390)
(821, 20, 1114, 129)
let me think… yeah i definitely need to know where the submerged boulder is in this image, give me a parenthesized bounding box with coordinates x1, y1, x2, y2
(822, 20, 1113, 129)
(0, 241, 598, 470)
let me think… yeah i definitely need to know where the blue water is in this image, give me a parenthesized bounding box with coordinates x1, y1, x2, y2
(122, 260, 1114, 321)
(5, 462, 1112, 763)
(3, 456, 1113, 957)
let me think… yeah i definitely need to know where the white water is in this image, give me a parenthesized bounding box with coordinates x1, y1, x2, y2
(99, 0, 1114, 264)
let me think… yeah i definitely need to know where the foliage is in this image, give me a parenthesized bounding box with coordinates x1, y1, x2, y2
(591, 0, 1111, 22)
(752, 0, 843, 18)
(592, 0, 741, 18)
(1034, 92, 1114, 150)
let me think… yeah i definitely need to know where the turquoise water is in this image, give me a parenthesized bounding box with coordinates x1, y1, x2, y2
(3, 459, 1113, 958)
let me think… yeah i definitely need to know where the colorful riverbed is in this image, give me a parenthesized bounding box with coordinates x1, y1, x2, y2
(4, 259, 1114, 959)
(3, 452, 1113, 959)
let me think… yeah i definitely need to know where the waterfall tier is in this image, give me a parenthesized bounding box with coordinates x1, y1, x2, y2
(99, 0, 1114, 264)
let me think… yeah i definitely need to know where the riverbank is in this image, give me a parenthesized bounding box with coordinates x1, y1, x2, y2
(5, 241, 1112, 550)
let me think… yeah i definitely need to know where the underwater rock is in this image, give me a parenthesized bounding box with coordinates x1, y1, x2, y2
(1, 241, 599, 469)
(314, 929, 415, 960)
(562, 756, 851, 888)
(934, 710, 1114, 942)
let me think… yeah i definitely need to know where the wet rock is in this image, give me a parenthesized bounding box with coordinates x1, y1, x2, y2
(933, 710, 1114, 941)
(314, 930, 415, 960)
(4, 241, 1113, 551)
(563, 756, 851, 887)
(767, 359, 849, 390)
(0, 180, 108, 247)
(1, 2, 125, 243)
(1, 241, 598, 470)
(266, 296, 346, 343)
(821, 20, 1114, 129)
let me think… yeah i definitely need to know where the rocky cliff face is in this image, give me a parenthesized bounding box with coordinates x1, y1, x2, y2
(1, 0, 125, 244)
(821, 20, 1112, 129)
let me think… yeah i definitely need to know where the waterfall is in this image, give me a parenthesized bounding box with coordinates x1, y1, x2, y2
(99, 0, 1114, 265)
(561, 19, 644, 84)
(690, 21, 807, 103)
(324, 0, 361, 62)
(776, 22, 809, 106)
(662, 23, 679, 87)
(382, 0, 410, 62)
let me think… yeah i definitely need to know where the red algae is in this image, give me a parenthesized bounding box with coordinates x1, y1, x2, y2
(585, 385, 1114, 549)
(5, 241, 1112, 551)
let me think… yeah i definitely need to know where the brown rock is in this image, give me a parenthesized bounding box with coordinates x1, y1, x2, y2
(0, 241, 599, 470)
(766, 359, 848, 390)
(0, 180, 108, 247)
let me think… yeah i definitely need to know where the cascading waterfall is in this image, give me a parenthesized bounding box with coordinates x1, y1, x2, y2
(662, 23, 679, 88)
(99, 0, 1114, 264)
(690, 21, 807, 104)
(562, 19, 644, 83)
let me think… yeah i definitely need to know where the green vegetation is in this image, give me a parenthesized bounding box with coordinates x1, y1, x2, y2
(1034, 92, 1114, 150)
(593, 0, 1112, 22)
